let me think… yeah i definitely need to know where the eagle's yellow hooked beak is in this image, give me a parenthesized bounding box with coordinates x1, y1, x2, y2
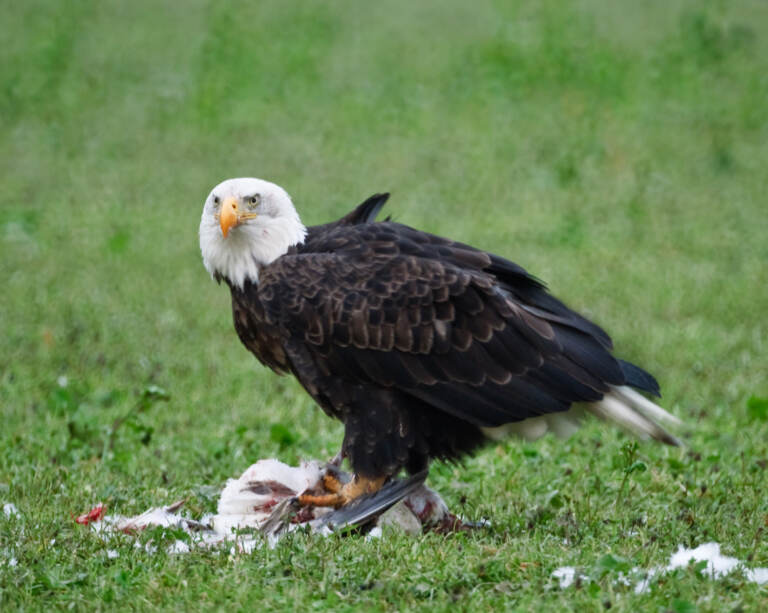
(219, 196, 259, 238)
(220, 197, 239, 238)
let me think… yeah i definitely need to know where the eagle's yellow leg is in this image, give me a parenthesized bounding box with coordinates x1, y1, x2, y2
(321, 472, 344, 494)
(296, 492, 344, 507)
(298, 474, 386, 509)
(340, 474, 387, 499)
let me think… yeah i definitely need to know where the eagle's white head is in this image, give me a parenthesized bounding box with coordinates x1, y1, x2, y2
(199, 178, 307, 288)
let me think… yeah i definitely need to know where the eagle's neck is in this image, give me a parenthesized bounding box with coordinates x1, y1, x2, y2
(202, 216, 306, 289)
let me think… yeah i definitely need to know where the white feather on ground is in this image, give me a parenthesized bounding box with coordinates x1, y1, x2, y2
(554, 542, 768, 592)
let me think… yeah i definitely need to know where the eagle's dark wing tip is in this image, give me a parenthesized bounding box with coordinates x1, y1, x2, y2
(360, 193, 390, 223)
(327, 193, 392, 229)
(617, 358, 661, 397)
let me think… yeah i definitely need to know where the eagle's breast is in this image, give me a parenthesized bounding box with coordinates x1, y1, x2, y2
(230, 283, 290, 374)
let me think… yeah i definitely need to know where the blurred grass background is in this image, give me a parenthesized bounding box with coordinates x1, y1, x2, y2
(1, 0, 767, 610)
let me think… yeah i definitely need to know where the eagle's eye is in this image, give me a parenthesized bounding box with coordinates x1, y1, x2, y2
(249, 194, 260, 206)
(213, 195, 220, 207)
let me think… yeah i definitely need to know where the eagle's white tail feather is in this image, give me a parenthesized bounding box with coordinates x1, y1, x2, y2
(481, 387, 681, 445)
(588, 388, 681, 446)
(544, 409, 584, 439)
(613, 385, 683, 426)
(481, 408, 586, 442)
(482, 417, 548, 441)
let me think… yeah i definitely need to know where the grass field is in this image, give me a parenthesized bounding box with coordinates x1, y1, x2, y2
(2, 0, 767, 610)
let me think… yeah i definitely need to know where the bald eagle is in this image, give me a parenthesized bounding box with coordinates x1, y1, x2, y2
(199, 178, 681, 506)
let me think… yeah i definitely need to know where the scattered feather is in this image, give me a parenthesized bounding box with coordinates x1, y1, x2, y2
(168, 540, 190, 554)
(552, 566, 581, 588)
(553, 542, 768, 593)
